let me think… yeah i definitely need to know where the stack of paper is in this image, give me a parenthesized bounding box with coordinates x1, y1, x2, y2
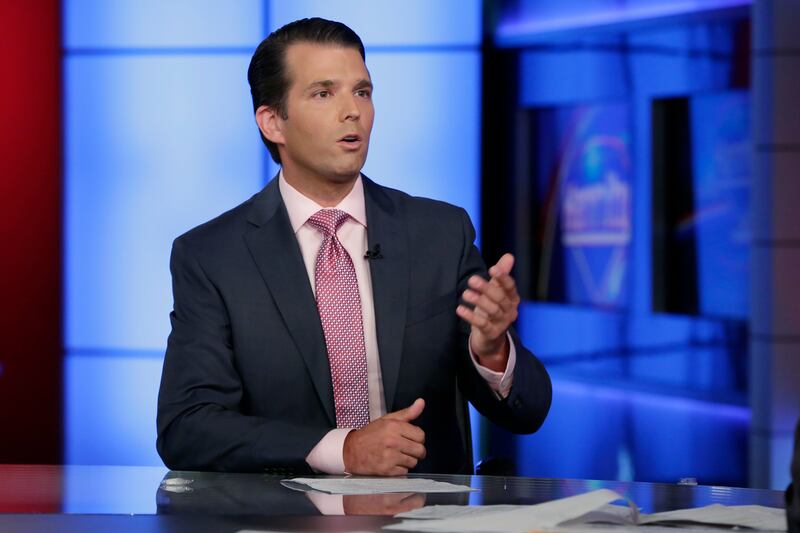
(282, 477, 477, 495)
(386, 490, 787, 532)
(281, 479, 787, 532)
(385, 489, 626, 532)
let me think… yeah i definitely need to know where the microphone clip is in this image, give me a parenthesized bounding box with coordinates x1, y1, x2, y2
(364, 244, 383, 261)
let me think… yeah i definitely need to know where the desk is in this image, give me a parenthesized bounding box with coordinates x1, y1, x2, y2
(0, 465, 787, 532)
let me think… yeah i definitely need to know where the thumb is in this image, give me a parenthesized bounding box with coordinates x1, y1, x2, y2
(385, 398, 425, 422)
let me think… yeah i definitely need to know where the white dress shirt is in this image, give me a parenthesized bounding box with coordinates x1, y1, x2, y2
(277, 173, 515, 474)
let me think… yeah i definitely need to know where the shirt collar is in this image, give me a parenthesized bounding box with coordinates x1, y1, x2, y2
(278, 171, 367, 233)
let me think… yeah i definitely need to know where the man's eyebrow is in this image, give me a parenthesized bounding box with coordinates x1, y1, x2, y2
(303, 78, 373, 93)
(304, 80, 336, 92)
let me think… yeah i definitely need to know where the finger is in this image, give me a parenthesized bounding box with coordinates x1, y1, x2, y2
(462, 288, 503, 318)
(387, 466, 409, 477)
(399, 423, 425, 444)
(487, 277, 517, 311)
(395, 452, 419, 470)
(471, 275, 519, 314)
(492, 271, 520, 300)
(469, 279, 511, 312)
(458, 305, 506, 341)
(488, 253, 515, 277)
(467, 276, 508, 308)
(385, 398, 425, 422)
(401, 398, 425, 422)
(399, 440, 427, 460)
(456, 304, 492, 332)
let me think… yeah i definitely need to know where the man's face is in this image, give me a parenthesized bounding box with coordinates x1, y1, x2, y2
(266, 42, 374, 185)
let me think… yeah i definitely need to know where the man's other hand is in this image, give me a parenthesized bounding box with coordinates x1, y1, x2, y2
(343, 398, 426, 476)
(457, 253, 520, 371)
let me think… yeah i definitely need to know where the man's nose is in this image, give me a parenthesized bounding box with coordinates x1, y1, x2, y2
(339, 94, 361, 121)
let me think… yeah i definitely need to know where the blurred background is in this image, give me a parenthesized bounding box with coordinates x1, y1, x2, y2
(1, 0, 798, 491)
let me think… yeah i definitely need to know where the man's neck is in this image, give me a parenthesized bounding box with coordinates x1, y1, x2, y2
(281, 167, 359, 207)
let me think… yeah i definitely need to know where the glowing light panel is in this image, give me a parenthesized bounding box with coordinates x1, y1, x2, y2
(65, 0, 265, 49)
(65, 54, 263, 350)
(270, 0, 481, 46)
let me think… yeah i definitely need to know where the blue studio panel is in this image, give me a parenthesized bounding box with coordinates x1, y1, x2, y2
(516, 379, 748, 485)
(270, 0, 481, 47)
(65, 355, 164, 466)
(64, 0, 266, 466)
(65, 0, 483, 466)
(64, 0, 265, 49)
(364, 51, 481, 232)
(65, 54, 263, 351)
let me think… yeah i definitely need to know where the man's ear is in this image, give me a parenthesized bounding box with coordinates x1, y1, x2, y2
(255, 105, 285, 145)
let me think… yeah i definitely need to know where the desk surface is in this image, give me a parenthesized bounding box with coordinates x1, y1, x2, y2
(0, 465, 787, 532)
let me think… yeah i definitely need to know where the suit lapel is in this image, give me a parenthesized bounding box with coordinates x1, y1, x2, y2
(243, 178, 335, 426)
(363, 177, 409, 412)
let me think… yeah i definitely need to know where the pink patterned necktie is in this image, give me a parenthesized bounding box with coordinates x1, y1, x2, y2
(307, 209, 370, 429)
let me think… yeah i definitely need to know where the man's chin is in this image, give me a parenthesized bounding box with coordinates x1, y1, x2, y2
(332, 152, 368, 179)
(328, 162, 366, 183)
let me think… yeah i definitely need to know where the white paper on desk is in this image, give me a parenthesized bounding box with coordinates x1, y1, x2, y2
(550, 527, 773, 533)
(396, 504, 526, 520)
(385, 488, 624, 532)
(282, 477, 477, 495)
(560, 502, 787, 531)
(238, 530, 376, 533)
(560, 502, 640, 526)
(640, 503, 787, 531)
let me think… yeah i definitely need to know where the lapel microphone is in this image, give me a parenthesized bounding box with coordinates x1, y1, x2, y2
(364, 243, 383, 260)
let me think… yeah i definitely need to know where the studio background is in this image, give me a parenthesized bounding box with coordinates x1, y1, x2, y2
(1, 0, 797, 491)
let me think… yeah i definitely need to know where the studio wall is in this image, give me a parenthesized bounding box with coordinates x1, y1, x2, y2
(62, 0, 483, 466)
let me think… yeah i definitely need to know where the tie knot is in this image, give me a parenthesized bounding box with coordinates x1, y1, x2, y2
(307, 209, 350, 237)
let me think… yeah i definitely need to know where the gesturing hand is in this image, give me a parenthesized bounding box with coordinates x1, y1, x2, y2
(343, 398, 426, 476)
(456, 253, 520, 371)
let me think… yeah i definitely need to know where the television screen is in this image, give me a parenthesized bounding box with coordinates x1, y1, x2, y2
(529, 103, 632, 308)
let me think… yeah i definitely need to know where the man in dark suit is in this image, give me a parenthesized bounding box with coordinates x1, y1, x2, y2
(157, 17, 551, 476)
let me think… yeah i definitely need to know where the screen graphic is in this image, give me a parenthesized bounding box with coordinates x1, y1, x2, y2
(531, 103, 632, 308)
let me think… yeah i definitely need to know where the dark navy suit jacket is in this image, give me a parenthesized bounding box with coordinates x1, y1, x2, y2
(156, 176, 552, 474)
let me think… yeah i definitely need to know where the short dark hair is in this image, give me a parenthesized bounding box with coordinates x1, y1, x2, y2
(247, 18, 366, 164)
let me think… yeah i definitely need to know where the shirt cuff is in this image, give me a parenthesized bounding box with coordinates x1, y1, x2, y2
(468, 331, 516, 399)
(305, 428, 352, 474)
